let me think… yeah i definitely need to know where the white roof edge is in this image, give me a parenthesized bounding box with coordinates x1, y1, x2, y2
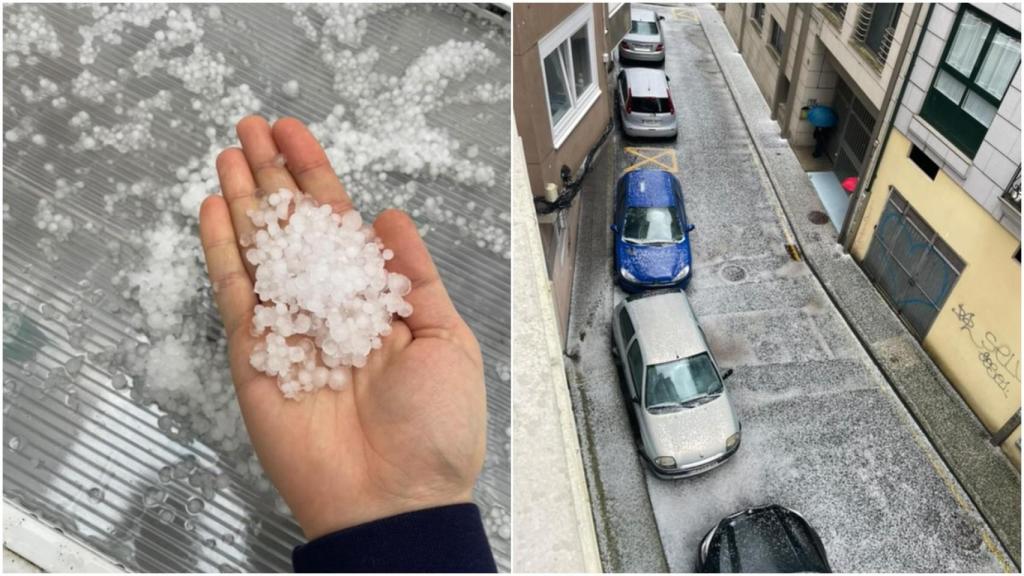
(4, 500, 125, 573)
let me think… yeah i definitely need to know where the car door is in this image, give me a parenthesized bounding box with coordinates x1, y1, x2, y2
(625, 338, 653, 453)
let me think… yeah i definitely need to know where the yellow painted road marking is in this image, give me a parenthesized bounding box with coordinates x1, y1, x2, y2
(672, 7, 698, 22)
(623, 147, 678, 173)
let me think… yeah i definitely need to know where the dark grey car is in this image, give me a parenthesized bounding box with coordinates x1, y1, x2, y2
(698, 505, 832, 572)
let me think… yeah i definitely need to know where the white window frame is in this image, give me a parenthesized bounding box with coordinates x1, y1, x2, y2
(538, 4, 601, 149)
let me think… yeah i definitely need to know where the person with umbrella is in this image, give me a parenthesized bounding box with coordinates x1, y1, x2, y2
(808, 105, 837, 159)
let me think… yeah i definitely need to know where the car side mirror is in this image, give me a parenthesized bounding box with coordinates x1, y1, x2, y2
(631, 395, 640, 404)
(659, 15, 666, 20)
(666, 76, 671, 83)
(687, 223, 695, 232)
(610, 224, 619, 233)
(721, 368, 734, 381)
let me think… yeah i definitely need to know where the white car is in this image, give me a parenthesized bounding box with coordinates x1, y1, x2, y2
(620, 8, 666, 63)
(615, 67, 678, 139)
(611, 290, 741, 478)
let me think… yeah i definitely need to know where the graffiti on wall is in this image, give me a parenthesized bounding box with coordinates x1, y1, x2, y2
(952, 303, 1019, 398)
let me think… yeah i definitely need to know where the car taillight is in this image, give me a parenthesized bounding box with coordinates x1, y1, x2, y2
(621, 40, 632, 50)
(667, 93, 675, 115)
(626, 88, 633, 114)
(656, 43, 664, 51)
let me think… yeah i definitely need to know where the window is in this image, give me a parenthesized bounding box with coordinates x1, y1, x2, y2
(909, 145, 939, 179)
(769, 18, 784, 55)
(645, 353, 723, 411)
(627, 340, 644, 395)
(824, 3, 848, 22)
(619, 307, 635, 344)
(539, 5, 599, 148)
(920, 6, 1021, 158)
(751, 3, 765, 29)
(863, 188, 965, 339)
(630, 20, 659, 35)
(854, 3, 901, 65)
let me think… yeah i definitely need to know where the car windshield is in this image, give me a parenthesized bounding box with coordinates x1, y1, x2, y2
(631, 20, 659, 35)
(630, 96, 671, 114)
(623, 206, 682, 244)
(645, 353, 722, 410)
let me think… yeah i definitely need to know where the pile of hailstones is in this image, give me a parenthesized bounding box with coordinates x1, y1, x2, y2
(244, 188, 413, 399)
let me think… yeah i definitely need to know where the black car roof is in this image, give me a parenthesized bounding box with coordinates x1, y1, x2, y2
(705, 506, 831, 573)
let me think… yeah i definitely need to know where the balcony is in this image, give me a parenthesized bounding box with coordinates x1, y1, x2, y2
(851, 3, 899, 71)
(821, 2, 847, 28)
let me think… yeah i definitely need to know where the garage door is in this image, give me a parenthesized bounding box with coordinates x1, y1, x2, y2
(864, 188, 965, 339)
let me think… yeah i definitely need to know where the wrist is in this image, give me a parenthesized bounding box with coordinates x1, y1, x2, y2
(298, 487, 475, 540)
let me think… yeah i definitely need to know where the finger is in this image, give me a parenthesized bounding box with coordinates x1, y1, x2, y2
(216, 147, 259, 277)
(199, 195, 258, 340)
(236, 115, 299, 196)
(272, 117, 352, 213)
(372, 209, 464, 339)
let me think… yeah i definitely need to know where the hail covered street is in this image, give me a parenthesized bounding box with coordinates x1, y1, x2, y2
(560, 5, 1011, 573)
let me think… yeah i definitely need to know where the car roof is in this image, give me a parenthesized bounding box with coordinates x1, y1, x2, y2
(625, 291, 706, 365)
(631, 8, 657, 22)
(623, 67, 669, 98)
(708, 506, 830, 573)
(620, 170, 680, 208)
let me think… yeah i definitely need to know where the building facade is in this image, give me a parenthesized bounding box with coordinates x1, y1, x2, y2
(849, 2, 1022, 465)
(513, 3, 629, 340)
(722, 3, 924, 233)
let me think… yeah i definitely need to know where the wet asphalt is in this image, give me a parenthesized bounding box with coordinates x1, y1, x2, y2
(561, 4, 1011, 573)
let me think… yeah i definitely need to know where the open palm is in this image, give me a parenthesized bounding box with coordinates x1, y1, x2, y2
(198, 116, 486, 539)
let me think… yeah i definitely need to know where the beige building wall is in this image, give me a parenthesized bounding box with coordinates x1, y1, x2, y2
(851, 131, 1021, 465)
(513, 3, 617, 341)
(724, 3, 791, 112)
(726, 4, 917, 148)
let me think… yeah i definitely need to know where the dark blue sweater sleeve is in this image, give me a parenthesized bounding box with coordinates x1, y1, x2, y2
(291, 503, 497, 573)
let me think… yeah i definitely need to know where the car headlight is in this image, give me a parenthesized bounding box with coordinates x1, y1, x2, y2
(620, 267, 638, 283)
(726, 433, 740, 450)
(672, 265, 690, 282)
(655, 456, 676, 469)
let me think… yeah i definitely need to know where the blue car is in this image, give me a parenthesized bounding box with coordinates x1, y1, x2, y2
(612, 169, 694, 292)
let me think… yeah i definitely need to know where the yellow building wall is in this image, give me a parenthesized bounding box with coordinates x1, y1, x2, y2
(852, 131, 1021, 464)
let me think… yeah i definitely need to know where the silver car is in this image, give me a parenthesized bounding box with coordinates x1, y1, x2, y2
(611, 290, 741, 479)
(615, 67, 678, 139)
(620, 8, 665, 62)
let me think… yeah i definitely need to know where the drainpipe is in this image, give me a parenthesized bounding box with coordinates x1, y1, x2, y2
(839, 3, 928, 249)
(781, 5, 813, 138)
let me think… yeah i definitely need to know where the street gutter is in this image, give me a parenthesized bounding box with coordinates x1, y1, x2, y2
(695, 4, 1021, 569)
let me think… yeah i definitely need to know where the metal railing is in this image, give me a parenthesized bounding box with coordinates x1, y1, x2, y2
(852, 3, 874, 42)
(852, 3, 896, 66)
(1003, 166, 1021, 213)
(824, 2, 847, 22)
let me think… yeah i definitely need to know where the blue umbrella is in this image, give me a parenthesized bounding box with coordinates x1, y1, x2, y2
(807, 105, 837, 128)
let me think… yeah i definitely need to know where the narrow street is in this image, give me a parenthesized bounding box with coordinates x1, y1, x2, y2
(563, 4, 1012, 572)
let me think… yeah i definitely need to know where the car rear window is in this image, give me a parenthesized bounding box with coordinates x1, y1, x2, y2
(631, 97, 671, 114)
(631, 20, 659, 35)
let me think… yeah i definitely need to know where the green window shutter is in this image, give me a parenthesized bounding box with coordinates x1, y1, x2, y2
(919, 6, 1020, 158)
